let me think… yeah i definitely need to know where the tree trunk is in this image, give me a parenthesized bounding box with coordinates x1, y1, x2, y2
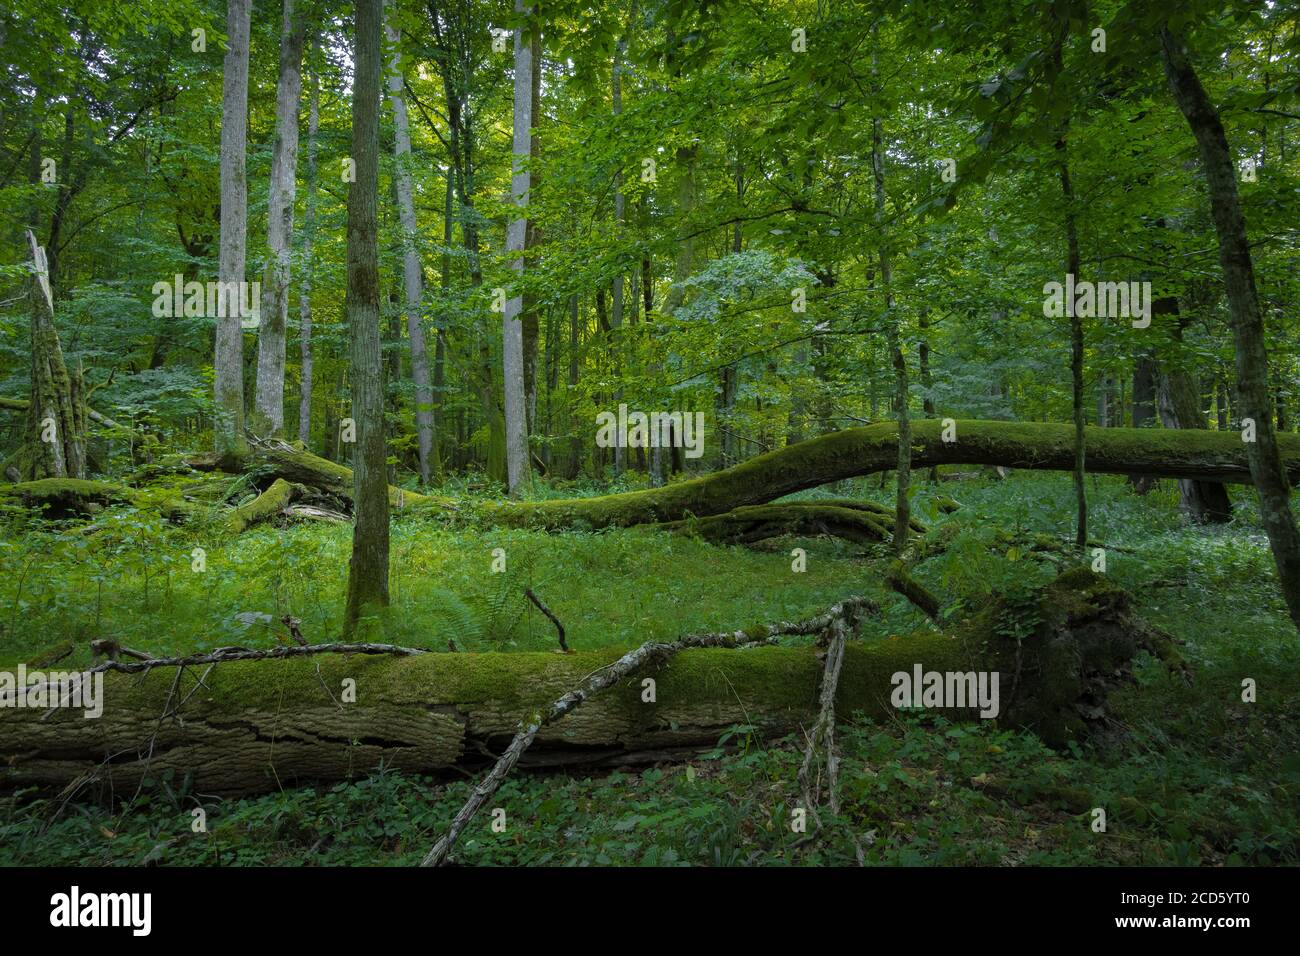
(521, 25, 543, 438)
(502, 0, 534, 496)
(22, 231, 86, 481)
(1155, 297, 1232, 522)
(215, 0, 252, 465)
(0, 571, 1171, 796)
(482, 419, 1300, 530)
(342, 0, 390, 636)
(872, 112, 910, 553)
(252, 0, 306, 439)
(1130, 350, 1158, 493)
(385, 6, 436, 485)
(1161, 24, 1300, 630)
(1057, 147, 1088, 553)
(298, 53, 320, 447)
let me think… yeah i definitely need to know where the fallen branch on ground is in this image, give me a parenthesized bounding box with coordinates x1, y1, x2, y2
(421, 595, 876, 867)
(524, 588, 568, 652)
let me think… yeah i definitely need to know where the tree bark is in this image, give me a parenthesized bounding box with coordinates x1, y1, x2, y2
(252, 0, 306, 439)
(22, 231, 85, 480)
(482, 419, 1300, 530)
(342, 0, 390, 636)
(298, 53, 320, 447)
(215, 0, 252, 464)
(872, 112, 910, 554)
(0, 571, 1169, 796)
(1154, 297, 1232, 522)
(1161, 22, 1300, 632)
(502, 0, 534, 496)
(385, 6, 436, 485)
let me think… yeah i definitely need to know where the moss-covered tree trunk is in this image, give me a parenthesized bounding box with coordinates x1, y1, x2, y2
(23, 230, 85, 481)
(483, 419, 1300, 531)
(1161, 24, 1300, 631)
(342, 0, 389, 635)
(0, 571, 1170, 797)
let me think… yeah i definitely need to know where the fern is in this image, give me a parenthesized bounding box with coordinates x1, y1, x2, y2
(421, 586, 485, 648)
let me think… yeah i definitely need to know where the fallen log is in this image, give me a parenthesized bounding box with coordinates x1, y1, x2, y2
(0, 477, 191, 521)
(243, 442, 442, 512)
(420, 598, 872, 866)
(661, 502, 900, 545)
(226, 478, 303, 533)
(482, 420, 1299, 530)
(0, 570, 1174, 797)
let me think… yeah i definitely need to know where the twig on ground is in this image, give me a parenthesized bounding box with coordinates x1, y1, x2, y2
(524, 587, 568, 652)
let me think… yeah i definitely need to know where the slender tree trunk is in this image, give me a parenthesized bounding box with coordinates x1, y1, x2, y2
(872, 114, 910, 553)
(253, 0, 306, 438)
(1161, 24, 1300, 630)
(343, 0, 390, 636)
(385, 6, 435, 484)
(1058, 147, 1087, 553)
(1130, 350, 1157, 493)
(1154, 297, 1232, 521)
(433, 173, 453, 474)
(215, 0, 253, 464)
(567, 293, 581, 479)
(521, 25, 542, 439)
(298, 54, 320, 447)
(501, 0, 534, 495)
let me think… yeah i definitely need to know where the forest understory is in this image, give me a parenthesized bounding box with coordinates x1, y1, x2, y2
(1, 470, 1296, 866)
(3, 0, 1300, 875)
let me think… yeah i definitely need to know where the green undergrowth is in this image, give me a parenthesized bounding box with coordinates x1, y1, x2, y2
(1, 469, 1297, 865)
(0, 506, 880, 670)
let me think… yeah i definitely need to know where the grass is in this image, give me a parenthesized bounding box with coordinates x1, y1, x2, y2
(1, 468, 1297, 865)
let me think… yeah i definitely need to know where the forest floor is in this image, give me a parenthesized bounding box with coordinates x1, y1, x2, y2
(1, 471, 1297, 865)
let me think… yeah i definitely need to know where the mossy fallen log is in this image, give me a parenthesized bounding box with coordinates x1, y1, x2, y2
(250, 444, 439, 511)
(482, 420, 1300, 530)
(0, 570, 1173, 797)
(226, 478, 302, 533)
(660, 502, 899, 545)
(0, 477, 191, 521)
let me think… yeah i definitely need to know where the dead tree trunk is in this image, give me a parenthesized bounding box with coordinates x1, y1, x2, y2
(0, 571, 1172, 797)
(22, 230, 85, 480)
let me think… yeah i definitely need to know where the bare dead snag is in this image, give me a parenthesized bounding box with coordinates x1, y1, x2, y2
(798, 616, 848, 815)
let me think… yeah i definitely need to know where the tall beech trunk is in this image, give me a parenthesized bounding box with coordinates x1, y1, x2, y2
(342, 0, 389, 636)
(385, 7, 435, 484)
(298, 56, 320, 447)
(502, 0, 534, 495)
(253, 0, 306, 438)
(521, 26, 543, 437)
(1161, 24, 1300, 629)
(215, 0, 252, 464)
